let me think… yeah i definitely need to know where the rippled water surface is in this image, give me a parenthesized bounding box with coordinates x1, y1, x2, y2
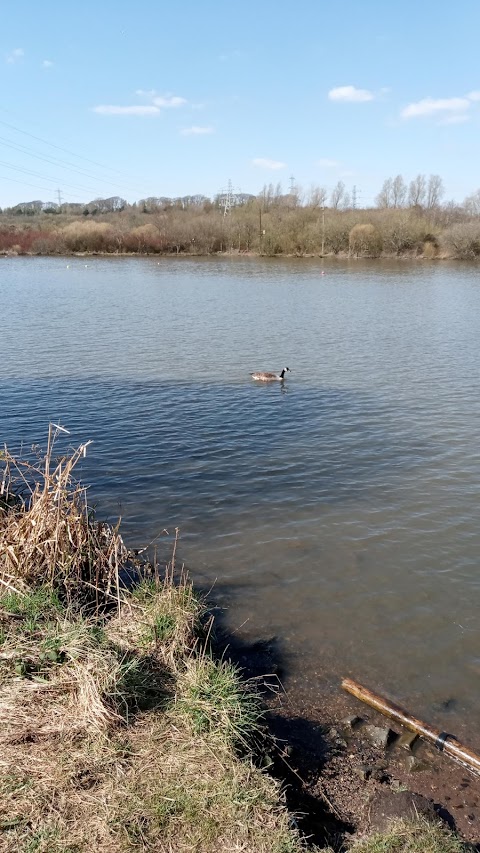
(2, 256, 480, 739)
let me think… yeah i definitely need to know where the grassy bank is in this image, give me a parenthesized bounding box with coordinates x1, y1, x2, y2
(0, 430, 473, 851)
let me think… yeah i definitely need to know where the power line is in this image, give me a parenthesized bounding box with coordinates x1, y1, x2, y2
(0, 134, 151, 200)
(0, 157, 105, 196)
(0, 114, 138, 180)
(0, 174, 83, 199)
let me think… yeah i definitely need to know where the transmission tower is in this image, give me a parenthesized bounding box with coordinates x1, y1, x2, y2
(352, 185, 357, 209)
(289, 175, 296, 195)
(220, 179, 236, 218)
(57, 188, 63, 206)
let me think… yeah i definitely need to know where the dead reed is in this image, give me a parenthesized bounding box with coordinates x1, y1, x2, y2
(0, 424, 127, 610)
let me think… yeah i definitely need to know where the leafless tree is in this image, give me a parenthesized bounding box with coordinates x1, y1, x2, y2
(392, 175, 407, 208)
(463, 189, 480, 216)
(307, 184, 328, 209)
(426, 175, 444, 209)
(330, 180, 346, 210)
(376, 178, 393, 208)
(408, 174, 426, 207)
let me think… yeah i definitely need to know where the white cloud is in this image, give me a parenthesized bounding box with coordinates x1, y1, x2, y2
(440, 113, 470, 125)
(42, 59, 54, 68)
(328, 85, 374, 103)
(93, 91, 188, 117)
(181, 125, 214, 135)
(401, 96, 470, 119)
(152, 95, 187, 108)
(317, 158, 340, 168)
(252, 158, 286, 170)
(467, 90, 480, 101)
(6, 48, 24, 64)
(93, 104, 160, 116)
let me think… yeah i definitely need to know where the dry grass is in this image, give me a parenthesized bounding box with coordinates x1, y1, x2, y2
(0, 431, 308, 852)
(0, 424, 127, 610)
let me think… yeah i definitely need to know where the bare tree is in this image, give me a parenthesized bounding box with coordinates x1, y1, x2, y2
(426, 174, 444, 209)
(330, 180, 345, 210)
(376, 178, 393, 208)
(464, 189, 480, 216)
(391, 175, 407, 208)
(307, 184, 327, 209)
(408, 174, 426, 207)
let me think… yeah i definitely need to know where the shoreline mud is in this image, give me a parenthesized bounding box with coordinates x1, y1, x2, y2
(221, 626, 480, 848)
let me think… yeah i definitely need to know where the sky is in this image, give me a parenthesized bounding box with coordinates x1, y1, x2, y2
(1, 0, 480, 208)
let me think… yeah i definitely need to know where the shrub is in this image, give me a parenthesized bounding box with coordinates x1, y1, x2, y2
(441, 222, 480, 259)
(61, 221, 117, 253)
(349, 223, 383, 257)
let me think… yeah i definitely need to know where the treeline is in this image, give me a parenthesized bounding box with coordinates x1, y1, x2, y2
(1, 175, 480, 259)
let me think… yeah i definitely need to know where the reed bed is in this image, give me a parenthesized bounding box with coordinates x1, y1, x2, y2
(0, 424, 127, 610)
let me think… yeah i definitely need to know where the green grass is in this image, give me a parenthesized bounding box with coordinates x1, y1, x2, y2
(349, 818, 474, 853)
(175, 655, 263, 751)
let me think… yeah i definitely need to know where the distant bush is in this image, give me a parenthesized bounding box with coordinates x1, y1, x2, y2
(349, 223, 383, 257)
(441, 222, 480, 259)
(62, 221, 118, 253)
(123, 223, 165, 253)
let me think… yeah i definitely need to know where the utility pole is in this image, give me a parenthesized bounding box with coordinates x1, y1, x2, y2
(321, 206, 325, 256)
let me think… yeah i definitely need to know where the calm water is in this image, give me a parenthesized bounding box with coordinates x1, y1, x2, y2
(1, 255, 480, 740)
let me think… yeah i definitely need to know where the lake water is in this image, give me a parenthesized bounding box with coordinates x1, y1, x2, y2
(1, 255, 480, 741)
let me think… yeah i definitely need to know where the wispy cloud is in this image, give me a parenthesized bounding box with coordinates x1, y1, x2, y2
(93, 105, 160, 116)
(400, 91, 480, 123)
(317, 158, 340, 168)
(93, 92, 188, 117)
(440, 113, 470, 125)
(252, 157, 286, 170)
(6, 48, 24, 64)
(181, 125, 214, 135)
(42, 59, 54, 68)
(401, 96, 470, 120)
(328, 85, 375, 103)
(153, 95, 187, 108)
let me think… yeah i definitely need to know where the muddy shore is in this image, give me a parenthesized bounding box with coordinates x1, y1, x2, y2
(223, 632, 480, 850)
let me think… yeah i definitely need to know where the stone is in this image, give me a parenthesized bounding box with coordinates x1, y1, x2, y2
(364, 724, 394, 749)
(397, 731, 419, 751)
(368, 789, 437, 832)
(406, 755, 430, 773)
(341, 715, 362, 730)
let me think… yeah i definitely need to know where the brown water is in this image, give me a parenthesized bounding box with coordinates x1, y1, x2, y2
(1, 255, 479, 741)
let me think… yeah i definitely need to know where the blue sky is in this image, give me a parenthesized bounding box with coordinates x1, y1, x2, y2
(1, 0, 480, 208)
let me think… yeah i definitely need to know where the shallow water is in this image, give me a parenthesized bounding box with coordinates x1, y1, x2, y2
(2, 255, 480, 741)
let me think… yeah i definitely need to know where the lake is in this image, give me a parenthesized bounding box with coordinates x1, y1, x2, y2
(1, 255, 480, 741)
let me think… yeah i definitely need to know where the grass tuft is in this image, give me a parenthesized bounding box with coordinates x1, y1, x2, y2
(349, 818, 474, 853)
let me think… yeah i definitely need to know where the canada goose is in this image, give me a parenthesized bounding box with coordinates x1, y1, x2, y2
(250, 367, 291, 382)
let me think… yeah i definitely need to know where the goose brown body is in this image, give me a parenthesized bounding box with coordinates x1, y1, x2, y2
(250, 367, 290, 382)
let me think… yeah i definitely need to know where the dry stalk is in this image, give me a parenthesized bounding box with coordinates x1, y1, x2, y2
(0, 426, 127, 610)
